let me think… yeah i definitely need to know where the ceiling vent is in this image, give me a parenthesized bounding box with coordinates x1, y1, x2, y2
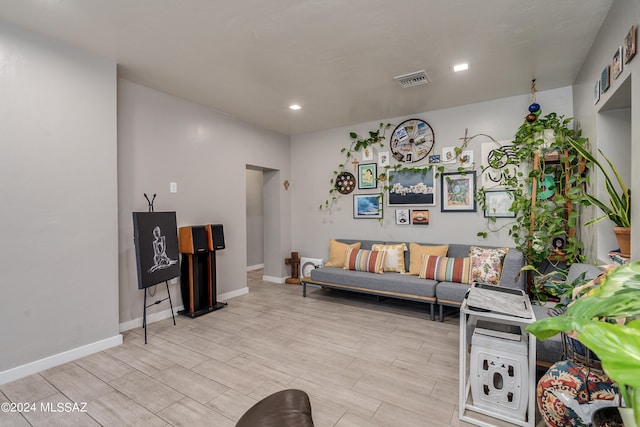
(393, 70, 430, 88)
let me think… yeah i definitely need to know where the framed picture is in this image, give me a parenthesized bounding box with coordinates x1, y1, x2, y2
(395, 209, 410, 225)
(442, 147, 457, 164)
(625, 25, 636, 64)
(353, 194, 383, 219)
(612, 46, 623, 79)
(429, 154, 441, 164)
(388, 168, 436, 206)
(357, 163, 377, 189)
(411, 209, 430, 225)
(594, 79, 600, 104)
(362, 147, 374, 161)
(441, 171, 476, 212)
(378, 151, 390, 167)
(483, 189, 516, 218)
(460, 150, 473, 168)
(600, 65, 610, 94)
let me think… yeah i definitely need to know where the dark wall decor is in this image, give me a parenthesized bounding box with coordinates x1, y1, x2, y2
(132, 211, 180, 289)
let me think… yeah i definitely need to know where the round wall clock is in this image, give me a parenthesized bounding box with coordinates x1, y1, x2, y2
(389, 118, 435, 163)
(335, 172, 356, 194)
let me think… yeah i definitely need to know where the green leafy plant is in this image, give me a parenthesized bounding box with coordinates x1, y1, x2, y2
(566, 138, 631, 228)
(320, 123, 391, 210)
(476, 113, 590, 266)
(527, 261, 640, 425)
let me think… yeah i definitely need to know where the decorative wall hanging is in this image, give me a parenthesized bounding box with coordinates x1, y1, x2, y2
(358, 163, 377, 189)
(441, 171, 476, 212)
(624, 25, 636, 64)
(395, 209, 410, 225)
(387, 168, 436, 206)
(353, 194, 383, 219)
(612, 46, 623, 80)
(600, 65, 610, 94)
(335, 171, 356, 194)
(411, 210, 430, 225)
(389, 118, 434, 163)
(483, 189, 516, 218)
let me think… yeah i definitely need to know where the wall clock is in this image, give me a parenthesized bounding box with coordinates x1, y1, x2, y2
(389, 118, 435, 163)
(335, 172, 356, 194)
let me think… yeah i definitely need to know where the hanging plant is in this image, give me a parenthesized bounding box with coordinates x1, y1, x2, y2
(320, 122, 391, 210)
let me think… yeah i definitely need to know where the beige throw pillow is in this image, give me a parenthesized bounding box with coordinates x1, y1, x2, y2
(372, 243, 407, 273)
(408, 243, 449, 275)
(325, 239, 362, 268)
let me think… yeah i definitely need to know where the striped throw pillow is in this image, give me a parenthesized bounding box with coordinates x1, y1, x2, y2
(419, 254, 471, 284)
(343, 248, 386, 274)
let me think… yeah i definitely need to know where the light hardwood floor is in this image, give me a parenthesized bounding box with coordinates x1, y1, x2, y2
(1, 271, 542, 426)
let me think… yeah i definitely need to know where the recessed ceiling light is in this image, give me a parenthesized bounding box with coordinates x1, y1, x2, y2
(453, 63, 469, 72)
(289, 104, 302, 110)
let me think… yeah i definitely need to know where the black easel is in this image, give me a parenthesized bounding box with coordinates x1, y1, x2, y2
(141, 193, 176, 344)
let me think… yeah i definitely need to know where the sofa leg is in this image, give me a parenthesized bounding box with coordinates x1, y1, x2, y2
(430, 303, 435, 321)
(439, 305, 444, 322)
(302, 282, 306, 297)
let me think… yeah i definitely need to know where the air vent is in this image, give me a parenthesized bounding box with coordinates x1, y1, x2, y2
(393, 70, 430, 88)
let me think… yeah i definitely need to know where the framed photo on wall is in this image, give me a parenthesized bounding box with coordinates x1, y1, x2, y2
(483, 189, 515, 218)
(387, 168, 436, 206)
(441, 171, 476, 212)
(411, 209, 430, 225)
(395, 209, 410, 225)
(357, 163, 377, 189)
(353, 194, 382, 219)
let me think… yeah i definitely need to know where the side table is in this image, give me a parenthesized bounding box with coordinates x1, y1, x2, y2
(459, 285, 537, 427)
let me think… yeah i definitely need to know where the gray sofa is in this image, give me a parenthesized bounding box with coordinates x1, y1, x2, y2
(301, 239, 525, 321)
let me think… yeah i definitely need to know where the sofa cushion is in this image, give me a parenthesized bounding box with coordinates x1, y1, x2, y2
(408, 243, 449, 275)
(344, 248, 386, 274)
(419, 255, 471, 284)
(325, 239, 361, 268)
(469, 246, 509, 285)
(309, 266, 437, 299)
(372, 243, 407, 273)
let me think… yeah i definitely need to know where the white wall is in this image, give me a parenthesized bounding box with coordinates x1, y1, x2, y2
(0, 21, 120, 380)
(117, 80, 291, 325)
(572, 0, 640, 261)
(291, 88, 573, 260)
(246, 168, 264, 268)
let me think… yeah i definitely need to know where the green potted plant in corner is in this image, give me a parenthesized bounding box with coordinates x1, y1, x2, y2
(566, 138, 631, 256)
(526, 261, 640, 426)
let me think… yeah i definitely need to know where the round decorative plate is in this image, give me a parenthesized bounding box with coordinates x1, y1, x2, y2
(335, 172, 356, 194)
(389, 118, 435, 163)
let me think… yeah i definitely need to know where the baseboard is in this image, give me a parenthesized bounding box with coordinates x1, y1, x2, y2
(119, 305, 184, 332)
(0, 335, 122, 386)
(119, 287, 249, 332)
(247, 263, 264, 271)
(263, 275, 286, 284)
(219, 287, 249, 300)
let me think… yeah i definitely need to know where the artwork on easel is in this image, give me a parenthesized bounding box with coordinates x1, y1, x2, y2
(132, 211, 180, 289)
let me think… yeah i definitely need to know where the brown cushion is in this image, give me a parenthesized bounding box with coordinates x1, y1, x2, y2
(236, 389, 314, 427)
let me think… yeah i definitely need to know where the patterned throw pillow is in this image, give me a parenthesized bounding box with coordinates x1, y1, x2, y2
(343, 248, 386, 274)
(371, 243, 407, 273)
(408, 243, 449, 275)
(325, 239, 361, 268)
(468, 246, 509, 286)
(419, 254, 471, 284)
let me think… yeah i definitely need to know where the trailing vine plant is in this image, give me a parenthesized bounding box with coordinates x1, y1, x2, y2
(475, 110, 590, 267)
(320, 122, 391, 211)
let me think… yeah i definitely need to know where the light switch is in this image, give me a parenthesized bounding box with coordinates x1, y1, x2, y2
(170, 182, 178, 193)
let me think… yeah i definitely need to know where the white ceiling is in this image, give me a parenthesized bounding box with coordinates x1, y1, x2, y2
(0, 0, 613, 136)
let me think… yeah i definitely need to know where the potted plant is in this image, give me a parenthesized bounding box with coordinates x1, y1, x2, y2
(566, 137, 631, 256)
(526, 261, 640, 426)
